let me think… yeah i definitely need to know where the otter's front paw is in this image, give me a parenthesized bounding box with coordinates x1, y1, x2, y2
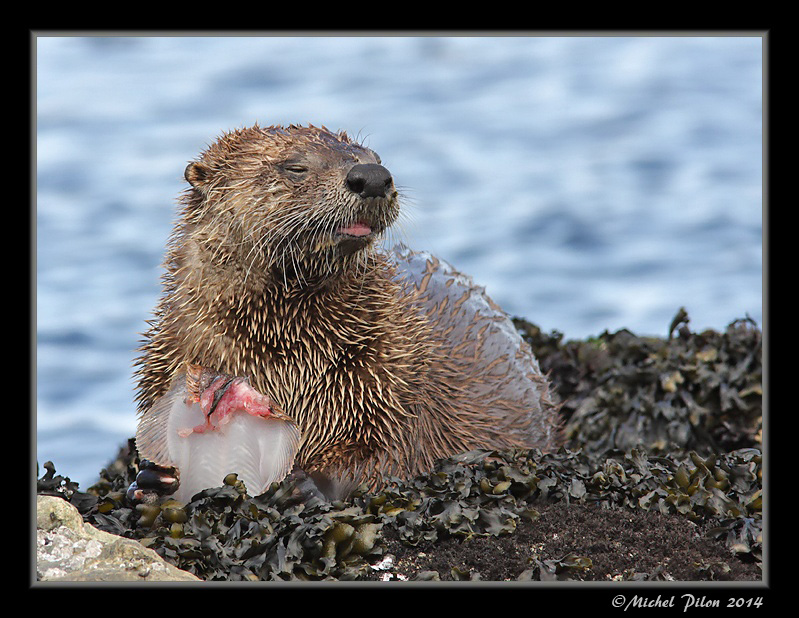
(126, 459, 180, 503)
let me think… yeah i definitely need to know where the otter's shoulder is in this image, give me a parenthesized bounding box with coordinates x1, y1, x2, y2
(387, 243, 560, 449)
(387, 243, 524, 355)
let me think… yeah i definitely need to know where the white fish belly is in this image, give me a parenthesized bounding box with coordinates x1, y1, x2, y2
(136, 377, 300, 504)
(169, 403, 297, 502)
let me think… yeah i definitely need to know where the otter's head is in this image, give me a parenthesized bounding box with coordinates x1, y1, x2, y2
(180, 124, 400, 286)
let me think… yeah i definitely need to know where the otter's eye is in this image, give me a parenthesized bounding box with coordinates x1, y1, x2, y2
(281, 162, 308, 175)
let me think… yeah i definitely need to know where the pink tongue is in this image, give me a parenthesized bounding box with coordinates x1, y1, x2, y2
(339, 222, 372, 237)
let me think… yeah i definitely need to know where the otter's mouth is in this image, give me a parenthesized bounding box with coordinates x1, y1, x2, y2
(334, 219, 384, 256)
(337, 221, 374, 238)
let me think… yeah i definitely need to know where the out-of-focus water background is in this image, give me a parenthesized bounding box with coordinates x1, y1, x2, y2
(36, 35, 763, 489)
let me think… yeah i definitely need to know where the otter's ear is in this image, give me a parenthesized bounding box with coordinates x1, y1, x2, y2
(185, 161, 212, 189)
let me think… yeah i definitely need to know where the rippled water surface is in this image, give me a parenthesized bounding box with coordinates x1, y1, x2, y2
(36, 35, 763, 488)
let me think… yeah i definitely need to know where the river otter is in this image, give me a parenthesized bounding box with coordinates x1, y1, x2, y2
(133, 123, 561, 502)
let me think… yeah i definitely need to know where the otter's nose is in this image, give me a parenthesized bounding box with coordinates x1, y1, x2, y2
(346, 163, 393, 198)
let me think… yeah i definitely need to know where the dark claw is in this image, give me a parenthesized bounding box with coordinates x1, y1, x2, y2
(208, 377, 237, 417)
(280, 467, 354, 504)
(285, 467, 328, 502)
(126, 459, 180, 503)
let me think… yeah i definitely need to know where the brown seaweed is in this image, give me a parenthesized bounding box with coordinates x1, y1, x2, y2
(37, 309, 763, 581)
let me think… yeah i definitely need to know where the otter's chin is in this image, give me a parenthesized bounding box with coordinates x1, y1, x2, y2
(337, 236, 373, 256)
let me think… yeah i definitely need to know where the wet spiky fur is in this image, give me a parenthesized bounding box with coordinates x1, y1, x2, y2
(134, 124, 561, 495)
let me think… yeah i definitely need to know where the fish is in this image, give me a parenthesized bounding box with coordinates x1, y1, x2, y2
(135, 364, 301, 503)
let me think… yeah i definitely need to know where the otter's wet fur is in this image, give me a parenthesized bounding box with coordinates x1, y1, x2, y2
(134, 123, 561, 498)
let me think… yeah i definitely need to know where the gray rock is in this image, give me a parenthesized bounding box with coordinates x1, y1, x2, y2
(36, 495, 200, 582)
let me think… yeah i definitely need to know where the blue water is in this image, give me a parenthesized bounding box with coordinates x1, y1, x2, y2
(36, 35, 763, 489)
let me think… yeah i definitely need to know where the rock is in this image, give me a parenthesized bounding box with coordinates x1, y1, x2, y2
(36, 495, 200, 581)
